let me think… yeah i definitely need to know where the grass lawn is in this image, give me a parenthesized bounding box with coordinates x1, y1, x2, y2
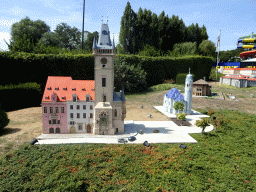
(1, 83, 256, 191)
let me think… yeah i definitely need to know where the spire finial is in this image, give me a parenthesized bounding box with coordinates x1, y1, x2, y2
(107, 16, 108, 24)
(101, 16, 103, 24)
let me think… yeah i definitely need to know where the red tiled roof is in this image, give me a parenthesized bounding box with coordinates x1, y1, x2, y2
(220, 75, 256, 81)
(223, 68, 256, 70)
(42, 76, 95, 102)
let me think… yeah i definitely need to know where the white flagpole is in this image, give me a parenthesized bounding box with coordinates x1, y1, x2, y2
(216, 30, 221, 81)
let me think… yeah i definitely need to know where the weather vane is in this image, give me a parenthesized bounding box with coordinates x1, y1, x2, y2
(101, 16, 103, 24)
(107, 16, 108, 24)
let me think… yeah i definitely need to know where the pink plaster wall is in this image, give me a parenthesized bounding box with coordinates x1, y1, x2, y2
(42, 102, 68, 134)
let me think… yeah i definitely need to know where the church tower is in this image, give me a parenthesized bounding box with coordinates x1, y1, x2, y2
(92, 21, 126, 135)
(184, 68, 193, 115)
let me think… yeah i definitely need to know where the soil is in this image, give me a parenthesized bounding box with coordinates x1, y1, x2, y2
(169, 118, 192, 126)
(1, 81, 256, 155)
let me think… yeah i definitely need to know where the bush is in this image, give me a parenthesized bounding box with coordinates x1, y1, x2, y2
(0, 108, 9, 132)
(176, 73, 195, 85)
(114, 56, 148, 92)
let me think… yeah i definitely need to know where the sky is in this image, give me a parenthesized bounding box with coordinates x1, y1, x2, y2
(1, 0, 256, 52)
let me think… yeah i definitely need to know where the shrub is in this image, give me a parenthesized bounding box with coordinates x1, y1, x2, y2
(176, 73, 195, 85)
(0, 108, 9, 132)
(114, 56, 148, 92)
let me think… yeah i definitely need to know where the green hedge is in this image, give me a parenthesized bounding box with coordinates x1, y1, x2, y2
(176, 73, 196, 85)
(0, 51, 214, 90)
(0, 82, 42, 112)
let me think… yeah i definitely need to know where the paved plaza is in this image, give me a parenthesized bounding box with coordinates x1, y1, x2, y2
(36, 106, 213, 145)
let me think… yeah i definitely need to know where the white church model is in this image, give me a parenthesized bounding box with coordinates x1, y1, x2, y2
(163, 69, 193, 115)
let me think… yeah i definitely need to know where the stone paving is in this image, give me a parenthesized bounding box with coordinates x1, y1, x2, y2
(36, 106, 213, 145)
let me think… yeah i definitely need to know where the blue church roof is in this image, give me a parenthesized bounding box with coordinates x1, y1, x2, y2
(113, 91, 125, 102)
(166, 88, 185, 102)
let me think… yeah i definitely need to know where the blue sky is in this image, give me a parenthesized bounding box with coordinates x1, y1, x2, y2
(0, 0, 256, 52)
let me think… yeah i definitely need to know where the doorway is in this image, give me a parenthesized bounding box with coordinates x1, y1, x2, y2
(87, 124, 91, 133)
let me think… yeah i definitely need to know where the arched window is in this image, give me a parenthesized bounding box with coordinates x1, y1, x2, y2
(49, 128, 54, 133)
(56, 127, 60, 133)
(114, 109, 117, 117)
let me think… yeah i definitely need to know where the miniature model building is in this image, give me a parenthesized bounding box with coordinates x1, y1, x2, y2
(42, 22, 126, 135)
(163, 69, 193, 115)
(192, 79, 212, 96)
(220, 74, 256, 88)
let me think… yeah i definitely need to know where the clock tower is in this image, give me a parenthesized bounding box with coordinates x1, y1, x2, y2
(92, 22, 126, 135)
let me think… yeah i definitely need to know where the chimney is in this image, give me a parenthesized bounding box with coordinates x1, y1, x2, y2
(203, 77, 206, 81)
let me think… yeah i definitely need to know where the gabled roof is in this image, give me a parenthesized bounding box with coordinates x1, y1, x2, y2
(193, 79, 212, 87)
(166, 88, 184, 102)
(42, 76, 95, 102)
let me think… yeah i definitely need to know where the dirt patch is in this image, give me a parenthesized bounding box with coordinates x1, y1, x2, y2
(169, 118, 192, 126)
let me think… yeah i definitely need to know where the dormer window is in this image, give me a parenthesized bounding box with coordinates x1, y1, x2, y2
(45, 96, 49, 99)
(47, 87, 51, 90)
(73, 94, 77, 102)
(62, 97, 66, 100)
(82, 88, 86, 91)
(86, 94, 90, 102)
(55, 87, 59, 90)
(72, 88, 76, 91)
(63, 87, 67, 90)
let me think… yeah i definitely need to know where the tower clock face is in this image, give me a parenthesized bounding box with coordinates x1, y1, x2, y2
(100, 57, 108, 64)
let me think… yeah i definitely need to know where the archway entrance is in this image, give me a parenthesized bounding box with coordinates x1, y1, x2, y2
(87, 124, 91, 133)
(70, 126, 76, 133)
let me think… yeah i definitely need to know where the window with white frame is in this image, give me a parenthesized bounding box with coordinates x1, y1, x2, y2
(44, 107, 47, 113)
(61, 107, 64, 113)
(70, 105, 73, 110)
(70, 113, 73, 118)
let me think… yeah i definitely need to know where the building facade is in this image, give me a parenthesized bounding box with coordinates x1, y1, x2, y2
(42, 22, 126, 135)
(163, 69, 193, 115)
(92, 23, 126, 135)
(220, 74, 256, 88)
(193, 79, 212, 96)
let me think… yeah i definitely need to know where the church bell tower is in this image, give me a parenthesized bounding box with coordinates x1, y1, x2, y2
(184, 68, 193, 115)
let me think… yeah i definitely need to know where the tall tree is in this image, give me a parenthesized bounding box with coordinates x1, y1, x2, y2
(35, 31, 64, 49)
(158, 11, 169, 52)
(4, 16, 50, 53)
(119, 1, 137, 54)
(83, 31, 99, 51)
(198, 40, 216, 57)
(54, 23, 82, 50)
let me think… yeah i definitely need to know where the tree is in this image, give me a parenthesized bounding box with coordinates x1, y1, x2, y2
(173, 101, 185, 117)
(172, 42, 197, 56)
(138, 44, 161, 57)
(114, 56, 148, 92)
(35, 31, 64, 49)
(195, 118, 210, 134)
(119, 1, 138, 54)
(4, 16, 50, 53)
(199, 40, 216, 57)
(0, 108, 10, 133)
(54, 22, 82, 50)
(83, 31, 99, 51)
(116, 44, 126, 54)
(207, 109, 215, 120)
(177, 113, 186, 126)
